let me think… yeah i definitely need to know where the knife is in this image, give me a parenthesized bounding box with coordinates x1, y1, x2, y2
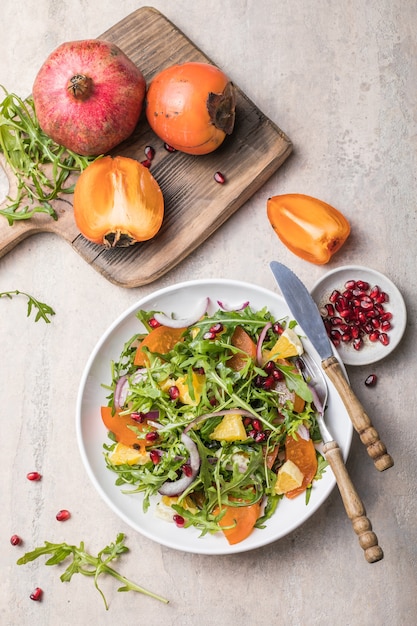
(270, 261, 394, 471)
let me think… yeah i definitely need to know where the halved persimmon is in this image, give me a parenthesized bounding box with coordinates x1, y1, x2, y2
(134, 325, 186, 366)
(73, 155, 164, 248)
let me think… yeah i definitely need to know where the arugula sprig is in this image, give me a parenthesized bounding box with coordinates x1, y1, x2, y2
(16, 533, 169, 610)
(0, 289, 55, 323)
(0, 86, 97, 225)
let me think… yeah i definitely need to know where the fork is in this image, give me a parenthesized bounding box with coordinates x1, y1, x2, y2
(298, 352, 384, 563)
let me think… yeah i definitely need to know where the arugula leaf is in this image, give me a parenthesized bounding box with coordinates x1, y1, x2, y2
(17, 533, 169, 610)
(0, 290, 55, 323)
(0, 87, 96, 225)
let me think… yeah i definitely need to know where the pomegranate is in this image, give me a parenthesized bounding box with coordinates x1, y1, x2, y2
(32, 40, 146, 156)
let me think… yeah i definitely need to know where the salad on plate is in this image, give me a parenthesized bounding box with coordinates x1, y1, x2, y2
(100, 298, 328, 545)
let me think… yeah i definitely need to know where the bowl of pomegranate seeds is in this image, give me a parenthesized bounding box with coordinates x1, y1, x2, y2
(311, 265, 407, 366)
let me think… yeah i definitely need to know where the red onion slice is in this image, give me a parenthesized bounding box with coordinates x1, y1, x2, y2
(184, 408, 256, 434)
(114, 376, 128, 409)
(256, 322, 272, 366)
(158, 433, 201, 496)
(153, 297, 209, 329)
(296, 423, 310, 441)
(217, 299, 249, 312)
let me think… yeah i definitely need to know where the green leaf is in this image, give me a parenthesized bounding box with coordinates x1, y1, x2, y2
(0, 290, 55, 323)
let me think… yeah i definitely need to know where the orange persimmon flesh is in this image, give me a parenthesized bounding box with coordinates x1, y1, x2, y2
(284, 434, 318, 499)
(134, 325, 186, 366)
(228, 326, 257, 371)
(214, 501, 262, 545)
(73, 155, 164, 248)
(101, 406, 155, 449)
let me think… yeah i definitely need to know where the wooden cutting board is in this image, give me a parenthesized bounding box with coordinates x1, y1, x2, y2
(0, 7, 292, 288)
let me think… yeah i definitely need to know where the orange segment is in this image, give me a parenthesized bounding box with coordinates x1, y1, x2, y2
(228, 326, 257, 371)
(284, 434, 318, 499)
(134, 325, 186, 366)
(265, 328, 303, 363)
(274, 459, 304, 494)
(214, 500, 261, 545)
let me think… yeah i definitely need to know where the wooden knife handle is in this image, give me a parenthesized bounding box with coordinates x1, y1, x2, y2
(322, 356, 394, 471)
(323, 440, 384, 563)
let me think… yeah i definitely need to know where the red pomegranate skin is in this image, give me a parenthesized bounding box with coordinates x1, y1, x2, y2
(32, 40, 146, 156)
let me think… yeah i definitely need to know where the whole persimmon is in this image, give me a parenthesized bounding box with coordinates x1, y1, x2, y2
(146, 62, 236, 155)
(73, 156, 164, 247)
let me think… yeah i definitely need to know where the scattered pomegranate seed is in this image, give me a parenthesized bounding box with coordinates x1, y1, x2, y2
(10, 534, 22, 546)
(320, 279, 393, 351)
(173, 514, 185, 527)
(148, 317, 162, 328)
(168, 386, 180, 400)
(26, 471, 41, 481)
(365, 374, 378, 387)
(144, 145, 155, 161)
(131, 412, 146, 423)
(30, 587, 43, 601)
(209, 322, 224, 334)
(203, 331, 217, 340)
(140, 158, 152, 168)
(56, 509, 71, 522)
(145, 431, 159, 442)
(273, 322, 284, 335)
(214, 171, 226, 184)
(164, 142, 176, 152)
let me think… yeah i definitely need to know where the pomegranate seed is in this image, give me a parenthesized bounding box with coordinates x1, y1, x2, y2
(209, 322, 223, 334)
(381, 311, 393, 321)
(272, 368, 284, 381)
(369, 285, 381, 299)
(325, 303, 335, 316)
(150, 450, 160, 464)
(168, 386, 180, 400)
(365, 374, 378, 387)
(381, 320, 392, 332)
(273, 322, 284, 334)
(369, 331, 380, 342)
(173, 514, 185, 527)
(131, 412, 146, 423)
(30, 587, 43, 602)
(214, 171, 226, 184)
(329, 289, 340, 303)
(193, 366, 205, 375)
(10, 534, 22, 546)
(248, 429, 257, 439)
(56, 509, 71, 522)
(203, 331, 216, 340)
(27, 471, 41, 481)
(254, 431, 267, 443)
(243, 417, 252, 427)
(379, 333, 390, 346)
(182, 464, 193, 477)
(356, 280, 370, 290)
(148, 317, 162, 328)
(352, 338, 363, 350)
(140, 158, 152, 168)
(164, 142, 176, 152)
(145, 431, 159, 442)
(144, 145, 155, 160)
(262, 375, 275, 390)
(252, 419, 262, 432)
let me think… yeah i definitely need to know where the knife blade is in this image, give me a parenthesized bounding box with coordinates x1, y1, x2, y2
(270, 261, 393, 471)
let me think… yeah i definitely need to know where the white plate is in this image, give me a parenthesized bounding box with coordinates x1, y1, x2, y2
(76, 279, 352, 555)
(311, 266, 407, 366)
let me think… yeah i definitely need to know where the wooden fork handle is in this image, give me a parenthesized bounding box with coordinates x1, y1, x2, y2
(323, 441, 384, 563)
(322, 356, 394, 471)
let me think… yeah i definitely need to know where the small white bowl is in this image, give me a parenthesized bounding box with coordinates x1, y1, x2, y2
(311, 265, 407, 366)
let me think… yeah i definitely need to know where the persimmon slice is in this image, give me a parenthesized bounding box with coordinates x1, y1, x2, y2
(134, 325, 186, 366)
(214, 501, 261, 545)
(284, 434, 318, 499)
(101, 406, 155, 449)
(228, 326, 257, 371)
